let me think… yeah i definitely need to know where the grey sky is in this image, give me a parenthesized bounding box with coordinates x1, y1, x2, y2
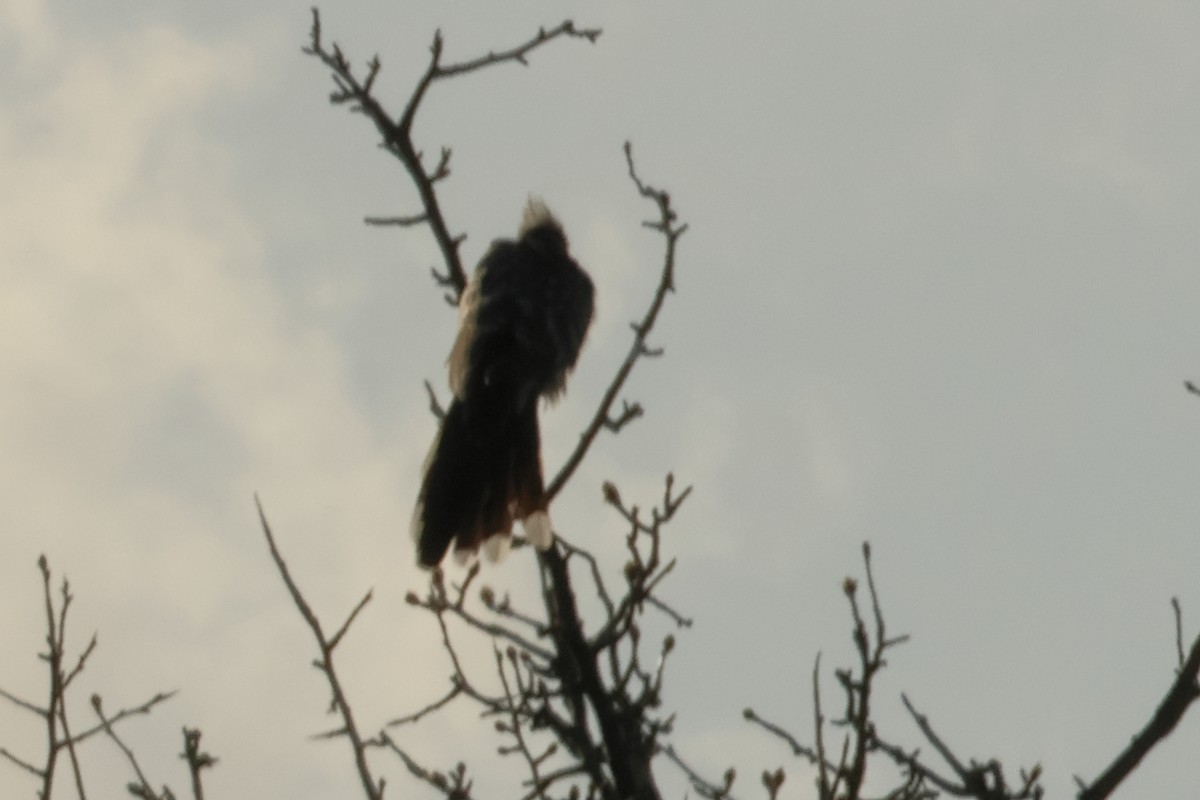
(2, 1, 1199, 797)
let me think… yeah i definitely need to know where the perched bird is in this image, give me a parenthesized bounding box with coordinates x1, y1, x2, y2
(411, 200, 595, 568)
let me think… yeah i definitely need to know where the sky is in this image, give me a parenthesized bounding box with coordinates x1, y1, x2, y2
(2, 1, 1200, 797)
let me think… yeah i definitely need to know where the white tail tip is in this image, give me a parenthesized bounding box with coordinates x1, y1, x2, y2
(482, 533, 512, 563)
(452, 547, 477, 569)
(524, 511, 554, 551)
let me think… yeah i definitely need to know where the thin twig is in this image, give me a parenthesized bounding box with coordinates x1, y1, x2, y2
(38, 555, 64, 800)
(741, 706, 824, 767)
(329, 590, 374, 652)
(303, 9, 599, 299)
(1172, 597, 1185, 669)
(256, 495, 382, 800)
(494, 648, 546, 795)
(0, 686, 44, 716)
(1077, 630, 1200, 800)
(377, 732, 477, 799)
(813, 654, 831, 800)
(65, 691, 178, 747)
(424, 379, 447, 420)
(659, 744, 739, 800)
(180, 727, 215, 800)
(387, 682, 462, 727)
(545, 143, 687, 501)
(92, 694, 156, 798)
(0, 747, 42, 778)
(365, 213, 428, 227)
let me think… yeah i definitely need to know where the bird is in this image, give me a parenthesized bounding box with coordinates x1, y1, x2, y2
(411, 199, 595, 568)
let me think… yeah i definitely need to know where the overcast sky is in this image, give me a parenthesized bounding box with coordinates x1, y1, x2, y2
(3, 1, 1200, 798)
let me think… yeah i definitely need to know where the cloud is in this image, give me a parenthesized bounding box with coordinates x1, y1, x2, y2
(0, 6, 443, 796)
(0, 0, 53, 63)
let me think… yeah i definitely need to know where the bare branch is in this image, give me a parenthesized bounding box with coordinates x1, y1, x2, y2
(813, 654, 832, 800)
(304, 8, 599, 299)
(0, 685, 44, 716)
(742, 706, 824, 768)
(65, 691, 178, 748)
(412, 572, 554, 661)
(256, 495, 382, 800)
(0, 747, 42, 778)
(434, 21, 600, 79)
(424, 379, 447, 420)
(180, 728, 216, 800)
(546, 143, 687, 501)
(329, 589, 374, 652)
(387, 682, 463, 728)
(602, 400, 644, 433)
(659, 744, 738, 800)
(644, 595, 692, 629)
(869, 693, 1044, 800)
(365, 213, 429, 227)
(900, 694, 969, 781)
(38, 555, 64, 800)
(61, 632, 98, 689)
(377, 732, 478, 800)
(93, 693, 166, 799)
(1077, 626, 1200, 799)
(1173, 597, 1185, 669)
(494, 647, 547, 794)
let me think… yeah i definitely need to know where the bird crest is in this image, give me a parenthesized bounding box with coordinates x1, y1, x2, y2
(519, 196, 562, 238)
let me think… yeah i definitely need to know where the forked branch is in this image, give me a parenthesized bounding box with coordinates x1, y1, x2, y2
(1075, 605, 1200, 800)
(546, 142, 688, 500)
(303, 7, 600, 300)
(256, 497, 382, 800)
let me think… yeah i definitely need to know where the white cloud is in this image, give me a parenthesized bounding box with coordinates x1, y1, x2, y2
(0, 7, 446, 797)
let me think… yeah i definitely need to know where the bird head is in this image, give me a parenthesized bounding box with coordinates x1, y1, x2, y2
(519, 197, 568, 253)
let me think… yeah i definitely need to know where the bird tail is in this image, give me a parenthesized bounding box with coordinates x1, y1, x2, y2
(412, 395, 550, 568)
